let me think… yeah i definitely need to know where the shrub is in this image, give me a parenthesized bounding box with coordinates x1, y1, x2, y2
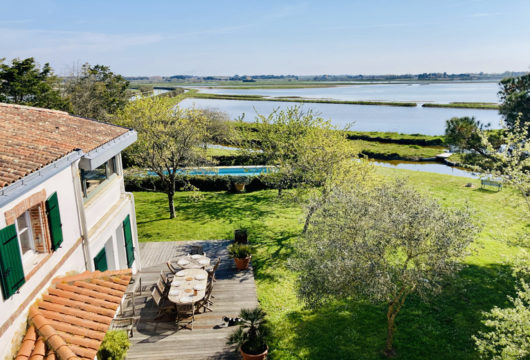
(124, 171, 271, 193)
(228, 243, 254, 259)
(97, 330, 130, 360)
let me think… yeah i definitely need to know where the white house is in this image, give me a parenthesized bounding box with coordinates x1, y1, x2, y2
(0, 103, 141, 359)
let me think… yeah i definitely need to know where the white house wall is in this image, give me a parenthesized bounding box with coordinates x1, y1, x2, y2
(0, 164, 86, 359)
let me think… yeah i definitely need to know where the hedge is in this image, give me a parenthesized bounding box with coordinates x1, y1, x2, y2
(124, 173, 271, 193)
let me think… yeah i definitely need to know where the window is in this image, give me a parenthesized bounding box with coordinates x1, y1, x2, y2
(16, 212, 34, 259)
(13, 204, 47, 267)
(80, 157, 117, 197)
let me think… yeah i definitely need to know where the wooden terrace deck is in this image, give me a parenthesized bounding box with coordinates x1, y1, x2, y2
(123, 240, 259, 360)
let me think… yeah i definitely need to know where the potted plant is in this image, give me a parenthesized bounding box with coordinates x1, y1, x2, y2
(234, 228, 248, 244)
(227, 307, 268, 360)
(231, 176, 251, 193)
(228, 243, 254, 271)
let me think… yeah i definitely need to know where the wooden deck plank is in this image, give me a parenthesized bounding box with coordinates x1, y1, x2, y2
(124, 240, 257, 360)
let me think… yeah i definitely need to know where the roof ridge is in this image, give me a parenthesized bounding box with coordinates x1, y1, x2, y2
(0, 102, 69, 115)
(52, 269, 132, 284)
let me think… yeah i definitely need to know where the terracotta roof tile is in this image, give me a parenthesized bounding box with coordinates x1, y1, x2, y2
(0, 103, 131, 188)
(15, 270, 132, 360)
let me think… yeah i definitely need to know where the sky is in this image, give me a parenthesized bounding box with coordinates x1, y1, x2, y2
(1, 0, 529, 76)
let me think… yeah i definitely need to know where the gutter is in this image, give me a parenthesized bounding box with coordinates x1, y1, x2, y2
(71, 162, 91, 271)
(0, 150, 84, 208)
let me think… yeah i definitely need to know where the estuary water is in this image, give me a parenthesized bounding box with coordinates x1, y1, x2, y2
(180, 97, 501, 135)
(192, 81, 500, 104)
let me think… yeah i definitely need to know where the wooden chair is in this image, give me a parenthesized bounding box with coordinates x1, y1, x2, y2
(151, 287, 174, 318)
(167, 261, 179, 275)
(160, 270, 173, 286)
(207, 257, 221, 283)
(197, 280, 214, 313)
(190, 245, 205, 255)
(111, 316, 139, 338)
(156, 278, 168, 297)
(122, 277, 149, 316)
(176, 302, 195, 330)
(113, 295, 140, 337)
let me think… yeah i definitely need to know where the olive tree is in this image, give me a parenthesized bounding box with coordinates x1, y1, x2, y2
(116, 96, 210, 218)
(290, 179, 478, 356)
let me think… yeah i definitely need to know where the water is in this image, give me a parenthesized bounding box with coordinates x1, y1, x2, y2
(180, 98, 501, 135)
(148, 166, 274, 177)
(372, 160, 477, 178)
(193, 82, 500, 104)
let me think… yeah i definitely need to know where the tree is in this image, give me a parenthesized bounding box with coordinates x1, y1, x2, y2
(290, 179, 478, 357)
(115, 96, 210, 218)
(0, 57, 70, 110)
(473, 277, 530, 359)
(64, 63, 130, 119)
(499, 74, 530, 133)
(240, 106, 358, 197)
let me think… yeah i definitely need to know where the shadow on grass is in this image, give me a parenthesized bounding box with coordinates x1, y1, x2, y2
(280, 263, 516, 360)
(137, 191, 279, 226)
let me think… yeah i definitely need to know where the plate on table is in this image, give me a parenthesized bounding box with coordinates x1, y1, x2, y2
(169, 289, 180, 296)
(172, 281, 183, 287)
(191, 254, 202, 260)
(198, 259, 209, 265)
(193, 284, 205, 291)
(195, 274, 207, 280)
(176, 270, 186, 277)
(180, 296, 193, 303)
(178, 259, 190, 266)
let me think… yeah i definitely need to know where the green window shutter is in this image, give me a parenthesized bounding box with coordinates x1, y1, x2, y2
(93, 248, 108, 272)
(46, 192, 63, 251)
(123, 215, 134, 268)
(0, 224, 25, 299)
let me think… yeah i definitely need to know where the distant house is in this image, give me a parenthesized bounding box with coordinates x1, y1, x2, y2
(0, 103, 140, 359)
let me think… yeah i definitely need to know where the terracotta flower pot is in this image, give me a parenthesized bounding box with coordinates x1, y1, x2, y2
(234, 183, 246, 192)
(234, 256, 251, 271)
(240, 346, 268, 360)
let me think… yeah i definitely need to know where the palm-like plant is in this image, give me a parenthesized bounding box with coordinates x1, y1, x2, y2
(227, 307, 268, 355)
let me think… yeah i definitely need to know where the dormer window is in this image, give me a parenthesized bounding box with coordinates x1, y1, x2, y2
(80, 156, 118, 198)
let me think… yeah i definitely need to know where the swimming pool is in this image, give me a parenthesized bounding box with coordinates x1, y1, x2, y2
(148, 166, 274, 177)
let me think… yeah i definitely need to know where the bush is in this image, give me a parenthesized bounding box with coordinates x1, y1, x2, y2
(97, 330, 130, 360)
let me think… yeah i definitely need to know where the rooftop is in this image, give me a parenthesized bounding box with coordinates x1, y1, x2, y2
(0, 103, 130, 188)
(15, 269, 132, 360)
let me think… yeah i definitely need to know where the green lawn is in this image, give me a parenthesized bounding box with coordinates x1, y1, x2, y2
(133, 167, 528, 360)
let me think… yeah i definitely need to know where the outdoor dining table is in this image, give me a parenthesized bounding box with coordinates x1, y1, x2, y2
(175, 254, 211, 269)
(167, 268, 208, 304)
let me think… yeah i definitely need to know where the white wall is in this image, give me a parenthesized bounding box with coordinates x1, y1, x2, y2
(0, 156, 141, 360)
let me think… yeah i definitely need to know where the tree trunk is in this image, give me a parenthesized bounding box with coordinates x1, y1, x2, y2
(168, 190, 175, 219)
(302, 204, 317, 234)
(384, 309, 397, 357)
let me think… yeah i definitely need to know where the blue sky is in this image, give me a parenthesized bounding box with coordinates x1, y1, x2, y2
(1, 0, 529, 76)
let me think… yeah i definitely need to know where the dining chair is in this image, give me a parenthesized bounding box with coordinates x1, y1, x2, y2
(176, 302, 195, 331)
(151, 286, 174, 318)
(189, 244, 205, 255)
(197, 280, 214, 313)
(167, 261, 179, 275)
(156, 277, 168, 297)
(207, 257, 221, 283)
(160, 270, 173, 286)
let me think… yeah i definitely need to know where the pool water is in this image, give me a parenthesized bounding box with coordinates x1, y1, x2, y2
(149, 166, 274, 177)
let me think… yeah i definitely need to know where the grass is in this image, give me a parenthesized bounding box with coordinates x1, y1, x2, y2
(134, 167, 528, 360)
(422, 102, 500, 110)
(354, 140, 442, 160)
